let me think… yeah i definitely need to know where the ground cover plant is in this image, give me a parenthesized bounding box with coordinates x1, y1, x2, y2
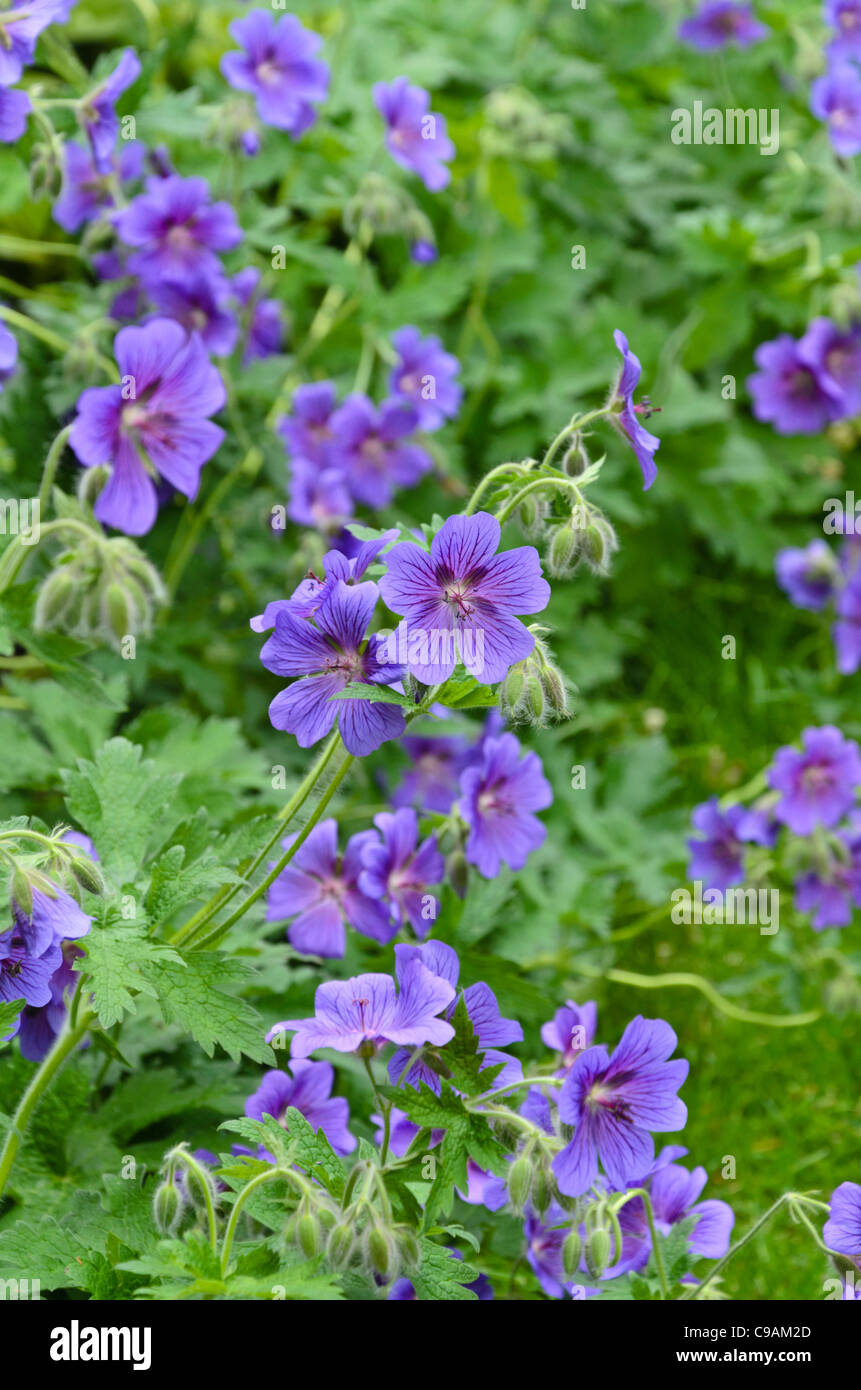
(0, 0, 859, 1303)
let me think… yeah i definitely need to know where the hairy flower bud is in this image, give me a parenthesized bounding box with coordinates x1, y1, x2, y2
(327, 1222, 355, 1269)
(507, 1156, 533, 1211)
(396, 1227, 421, 1270)
(547, 522, 578, 577)
(364, 1225, 398, 1280)
(297, 1212, 323, 1259)
(446, 848, 469, 900)
(579, 515, 619, 577)
(10, 864, 33, 918)
(34, 535, 167, 652)
(66, 852, 105, 897)
(585, 1227, 611, 1280)
(562, 1230, 583, 1280)
(153, 1181, 183, 1235)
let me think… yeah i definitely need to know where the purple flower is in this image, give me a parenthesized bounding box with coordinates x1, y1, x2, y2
(747, 334, 844, 435)
(147, 273, 239, 357)
(279, 381, 338, 467)
(17, 943, 82, 1062)
(0, 931, 62, 1036)
(288, 460, 354, 530)
(244, 1061, 356, 1155)
(458, 732, 552, 878)
(388, 326, 461, 431)
(220, 10, 329, 138)
(330, 395, 431, 508)
(11, 884, 92, 957)
(768, 725, 861, 835)
(677, 2, 768, 49)
(827, 2, 861, 62)
(811, 64, 861, 158)
(266, 959, 457, 1058)
(775, 539, 839, 611)
(410, 239, 438, 264)
(0, 85, 31, 143)
(541, 999, 598, 1074)
(232, 267, 284, 362)
(259, 578, 406, 756)
(824, 1181, 861, 1258)
(115, 175, 242, 289)
(0, 0, 73, 86)
(387, 941, 523, 1092)
(687, 798, 776, 891)
(524, 1200, 581, 1299)
(834, 572, 861, 674)
(265, 818, 392, 957)
(794, 817, 861, 928)
(82, 48, 141, 171)
(797, 317, 861, 418)
(358, 809, 444, 937)
(391, 733, 471, 813)
(374, 77, 455, 192)
(53, 139, 144, 233)
(553, 1016, 689, 1196)
(611, 330, 660, 490)
(0, 322, 18, 391)
(613, 1157, 734, 1275)
(378, 512, 550, 686)
(251, 530, 398, 632)
(70, 318, 225, 536)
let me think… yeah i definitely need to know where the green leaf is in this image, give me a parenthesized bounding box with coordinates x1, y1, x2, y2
(139, 951, 274, 1064)
(76, 926, 182, 1029)
(0, 997, 24, 1049)
(328, 682, 414, 709)
(434, 676, 499, 709)
(398, 1082, 508, 1222)
(411, 1238, 480, 1300)
(62, 738, 182, 884)
(144, 843, 237, 925)
(221, 1108, 346, 1199)
(443, 993, 505, 1097)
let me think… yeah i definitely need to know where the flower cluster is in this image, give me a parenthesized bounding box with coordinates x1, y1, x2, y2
(747, 318, 861, 436)
(688, 725, 861, 929)
(0, 0, 75, 148)
(811, 3, 861, 157)
(776, 532, 861, 675)
(279, 326, 460, 528)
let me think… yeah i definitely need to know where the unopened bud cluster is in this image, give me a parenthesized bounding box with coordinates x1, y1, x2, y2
(546, 504, 618, 579)
(500, 627, 569, 725)
(35, 532, 166, 650)
(480, 88, 568, 164)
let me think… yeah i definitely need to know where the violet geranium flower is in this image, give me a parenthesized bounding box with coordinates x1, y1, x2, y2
(541, 999, 598, 1075)
(358, 808, 445, 937)
(553, 1016, 689, 1196)
(827, 2, 861, 62)
(265, 818, 392, 957)
(613, 1157, 735, 1276)
(0, 323, 18, 392)
(0, 85, 31, 143)
(611, 330, 660, 490)
(378, 512, 551, 686)
(17, 943, 82, 1062)
(258, 578, 407, 756)
(677, 2, 768, 50)
(834, 573, 861, 675)
(686, 798, 776, 892)
(373, 77, 455, 192)
(231, 267, 284, 362)
(0, 931, 61, 1037)
(391, 733, 471, 814)
(458, 731, 553, 878)
(330, 395, 432, 508)
(53, 139, 145, 234)
(797, 318, 861, 420)
(220, 10, 329, 138)
(0, 0, 73, 86)
(266, 959, 457, 1058)
(768, 725, 861, 835)
(245, 1061, 356, 1155)
(115, 175, 243, 289)
(388, 325, 462, 431)
(747, 334, 844, 436)
(81, 48, 141, 171)
(147, 272, 239, 358)
(69, 318, 226, 536)
(811, 64, 861, 158)
(824, 1181, 861, 1258)
(11, 883, 92, 957)
(775, 539, 839, 612)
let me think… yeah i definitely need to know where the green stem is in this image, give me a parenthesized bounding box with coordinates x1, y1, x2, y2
(189, 748, 356, 951)
(495, 476, 583, 526)
(38, 424, 73, 513)
(541, 407, 612, 469)
(679, 1194, 792, 1301)
(0, 1008, 94, 1201)
(163, 446, 263, 599)
(220, 1167, 284, 1276)
(171, 1148, 219, 1254)
(574, 962, 820, 1028)
(468, 1074, 564, 1106)
(170, 733, 343, 947)
(464, 462, 529, 517)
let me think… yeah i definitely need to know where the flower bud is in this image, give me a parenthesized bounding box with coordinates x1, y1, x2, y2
(103, 582, 132, 642)
(526, 675, 545, 722)
(531, 1163, 553, 1217)
(396, 1227, 421, 1270)
(507, 1156, 533, 1211)
(10, 864, 33, 917)
(153, 1181, 182, 1235)
(66, 852, 105, 896)
(34, 568, 79, 629)
(579, 516, 618, 577)
(501, 664, 525, 713)
(540, 664, 569, 720)
(562, 1230, 583, 1279)
(548, 522, 578, 576)
(327, 1222, 355, 1269)
(364, 1225, 398, 1280)
(446, 849, 469, 900)
(297, 1212, 323, 1259)
(585, 1227, 611, 1280)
